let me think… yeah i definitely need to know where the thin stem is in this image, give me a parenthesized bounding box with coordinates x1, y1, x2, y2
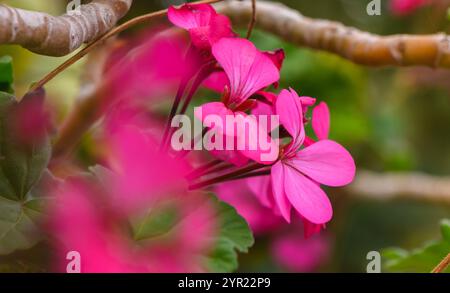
(179, 63, 215, 116)
(188, 163, 266, 190)
(432, 253, 450, 273)
(246, 0, 257, 39)
(163, 62, 213, 151)
(186, 160, 224, 180)
(161, 77, 190, 151)
(29, 0, 223, 93)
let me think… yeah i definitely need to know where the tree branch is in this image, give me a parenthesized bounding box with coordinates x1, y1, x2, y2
(347, 170, 450, 204)
(216, 0, 450, 69)
(0, 0, 133, 56)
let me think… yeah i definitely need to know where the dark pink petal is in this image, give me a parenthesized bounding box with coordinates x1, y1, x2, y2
(202, 71, 229, 93)
(276, 89, 305, 151)
(257, 91, 278, 104)
(290, 140, 356, 187)
(168, 4, 215, 30)
(168, 4, 234, 49)
(212, 38, 280, 107)
(312, 102, 330, 140)
(302, 218, 325, 238)
(283, 165, 333, 224)
(271, 162, 292, 222)
(264, 49, 285, 71)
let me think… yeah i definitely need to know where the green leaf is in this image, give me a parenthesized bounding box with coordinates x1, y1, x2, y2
(203, 199, 254, 273)
(0, 56, 14, 94)
(382, 219, 450, 273)
(0, 90, 51, 255)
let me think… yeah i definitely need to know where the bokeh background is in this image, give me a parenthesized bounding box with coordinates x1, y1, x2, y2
(1, 0, 449, 272)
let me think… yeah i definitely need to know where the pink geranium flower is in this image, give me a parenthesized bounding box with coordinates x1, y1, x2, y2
(168, 3, 235, 50)
(195, 38, 281, 165)
(271, 89, 356, 225)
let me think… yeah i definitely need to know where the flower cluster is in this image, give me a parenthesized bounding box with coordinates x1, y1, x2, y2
(48, 3, 356, 273)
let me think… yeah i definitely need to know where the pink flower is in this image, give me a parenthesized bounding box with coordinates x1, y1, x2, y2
(304, 101, 330, 146)
(271, 89, 356, 225)
(168, 3, 235, 50)
(195, 38, 280, 165)
(49, 124, 218, 273)
(390, 0, 429, 15)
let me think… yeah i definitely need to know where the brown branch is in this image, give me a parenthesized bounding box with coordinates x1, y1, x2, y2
(0, 0, 133, 56)
(216, 0, 450, 69)
(347, 170, 450, 204)
(29, 0, 222, 93)
(432, 253, 450, 273)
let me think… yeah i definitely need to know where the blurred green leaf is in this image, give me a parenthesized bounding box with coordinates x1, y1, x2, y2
(0, 91, 51, 255)
(382, 219, 450, 273)
(0, 56, 14, 94)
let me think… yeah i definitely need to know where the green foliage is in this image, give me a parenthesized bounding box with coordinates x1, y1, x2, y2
(382, 219, 450, 273)
(0, 56, 14, 94)
(0, 91, 51, 255)
(203, 199, 255, 273)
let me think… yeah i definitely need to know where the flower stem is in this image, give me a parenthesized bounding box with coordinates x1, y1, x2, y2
(432, 253, 450, 273)
(161, 77, 190, 151)
(246, 0, 257, 39)
(188, 163, 266, 190)
(186, 159, 224, 180)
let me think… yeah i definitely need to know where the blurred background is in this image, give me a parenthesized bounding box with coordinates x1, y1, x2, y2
(1, 0, 449, 272)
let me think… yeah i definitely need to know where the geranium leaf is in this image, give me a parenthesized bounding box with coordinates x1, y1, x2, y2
(0, 90, 51, 255)
(382, 219, 450, 273)
(203, 198, 254, 273)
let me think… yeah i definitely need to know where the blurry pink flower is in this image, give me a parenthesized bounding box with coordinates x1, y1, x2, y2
(103, 32, 193, 105)
(49, 123, 219, 273)
(50, 179, 217, 273)
(390, 0, 429, 15)
(195, 38, 280, 165)
(271, 89, 355, 225)
(272, 233, 330, 272)
(168, 3, 235, 49)
(9, 88, 51, 145)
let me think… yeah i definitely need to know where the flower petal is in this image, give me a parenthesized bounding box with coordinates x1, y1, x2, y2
(212, 38, 280, 107)
(271, 161, 292, 222)
(312, 102, 330, 140)
(290, 140, 356, 187)
(168, 4, 215, 30)
(283, 165, 333, 224)
(276, 89, 305, 150)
